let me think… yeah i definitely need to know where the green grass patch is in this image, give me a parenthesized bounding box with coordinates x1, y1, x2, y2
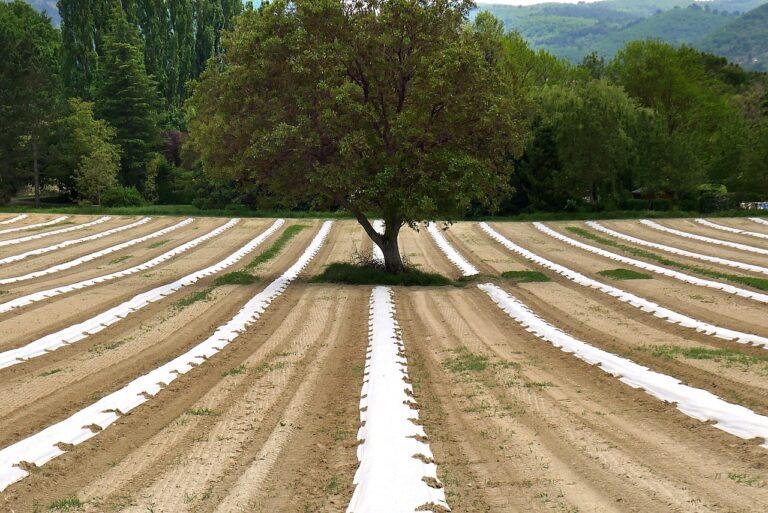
(222, 365, 246, 377)
(443, 347, 489, 373)
(597, 268, 653, 280)
(501, 270, 550, 283)
(311, 262, 451, 286)
(48, 497, 83, 510)
(325, 475, 341, 495)
(108, 255, 132, 265)
(566, 226, 768, 291)
(40, 368, 63, 377)
(523, 381, 555, 389)
(642, 345, 768, 367)
(175, 287, 213, 308)
(728, 472, 762, 486)
(0, 290, 7, 296)
(186, 407, 220, 416)
(148, 239, 170, 249)
(245, 224, 308, 271)
(88, 339, 127, 354)
(214, 271, 257, 286)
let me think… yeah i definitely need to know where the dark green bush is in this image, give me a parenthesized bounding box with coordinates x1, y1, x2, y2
(102, 186, 145, 207)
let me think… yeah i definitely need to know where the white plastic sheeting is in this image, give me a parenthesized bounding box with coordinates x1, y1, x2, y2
(695, 218, 768, 241)
(372, 220, 385, 265)
(480, 283, 768, 448)
(751, 217, 768, 227)
(479, 223, 768, 348)
(0, 219, 285, 369)
(347, 286, 449, 513)
(586, 221, 768, 276)
(0, 216, 67, 235)
(641, 219, 768, 256)
(0, 217, 152, 266)
(426, 222, 479, 277)
(0, 215, 27, 225)
(0, 217, 110, 248)
(0, 218, 193, 285)
(0, 218, 239, 314)
(534, 222, 768, 304)
(0, 220, 331, 492)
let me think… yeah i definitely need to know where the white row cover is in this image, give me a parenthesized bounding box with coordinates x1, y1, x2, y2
(0, 220, 332, 492)
(426, 222, 479, 277)
(0, 217, 152, 266)
(535, 223, 768, 304)
(480, 283, 768, 449)
(479, 223, 768, 348)
(0, 218, 193, 285)
(0, 214, 27, 225)
(0, 216, 67, 235)
(0, 219, 284, 369)
(695, 218, 768, 240)
(641, 219, 768, 256)
(0, 219, 237, 314)
(372, 220, 385, 265)
(347, 286, 450, 513)
(0, 216, 110, 248)
(751, 217, 768, 227)
(586, 221, 768, 276)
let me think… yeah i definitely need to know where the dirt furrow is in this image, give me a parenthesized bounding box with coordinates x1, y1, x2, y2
(399, 287, 768, 513)
(658, 219, 768, 250)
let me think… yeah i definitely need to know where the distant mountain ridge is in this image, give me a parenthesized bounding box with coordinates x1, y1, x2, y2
(476, 0, 768, 69)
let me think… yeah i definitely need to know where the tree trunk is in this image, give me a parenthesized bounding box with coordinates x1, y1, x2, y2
(33, 139, 40, 208)
(380, 224, 404, 274)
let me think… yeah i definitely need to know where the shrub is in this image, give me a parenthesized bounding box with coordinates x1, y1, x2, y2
(102, 185, 145, 207)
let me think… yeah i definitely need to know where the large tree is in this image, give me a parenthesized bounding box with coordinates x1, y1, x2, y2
(0, 1, 60, 206)
(188, 0, 526, 273)
(94, 2, 160, 189)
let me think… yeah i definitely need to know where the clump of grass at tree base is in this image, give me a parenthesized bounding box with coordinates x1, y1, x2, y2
(501, 270, 550, 283)
(311, 262, 452, 286)
(567, 226, 768, 291)
(597, 268, 653, 280)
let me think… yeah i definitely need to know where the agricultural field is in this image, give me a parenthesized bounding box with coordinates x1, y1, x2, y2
(1, 213, 768, 512)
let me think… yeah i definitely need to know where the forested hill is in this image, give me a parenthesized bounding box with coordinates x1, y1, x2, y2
(475, 0, 768, 67)
(699, 3, 768, 71)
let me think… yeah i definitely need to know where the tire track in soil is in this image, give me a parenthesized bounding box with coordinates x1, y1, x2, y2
(398, 287, 768, 513)
(0, 220, 318, 449)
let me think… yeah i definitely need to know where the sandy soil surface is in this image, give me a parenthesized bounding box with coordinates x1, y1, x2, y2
(596, 220, 768, 274)
(0, 217, 182, 280)
(2, 216, 768, 513)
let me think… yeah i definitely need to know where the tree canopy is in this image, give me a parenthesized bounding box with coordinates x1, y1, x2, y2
(188, 0, 529, 272)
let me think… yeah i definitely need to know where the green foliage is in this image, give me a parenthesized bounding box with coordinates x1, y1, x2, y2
(501, 270, 551, 283)
(47, 496, 83, 511)
(597, 268, 653, 280)
(94, 4, 160, 189)
(245, 224, 307, 270)
(700, 4, 768, 72)
(74, 146, 120, 205)
(214, 271, 257, 286)
(188, 0, 528, 273)
(0, 1, 60, 205)
(102, 185, 145, 207)
(175, 287, 213, 308)
(311, 263, 452, 286)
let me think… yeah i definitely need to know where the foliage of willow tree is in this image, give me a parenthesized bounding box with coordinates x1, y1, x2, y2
(95, 4, 160, 189)
(0, 0, 60, 206)
(188, 0, 528, 272)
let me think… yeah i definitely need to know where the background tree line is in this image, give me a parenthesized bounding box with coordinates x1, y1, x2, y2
(0, 0, 243, 207)
(1, 0, 767, 215)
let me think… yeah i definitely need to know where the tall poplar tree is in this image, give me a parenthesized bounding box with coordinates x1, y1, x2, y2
(95, 2, 160, 188)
